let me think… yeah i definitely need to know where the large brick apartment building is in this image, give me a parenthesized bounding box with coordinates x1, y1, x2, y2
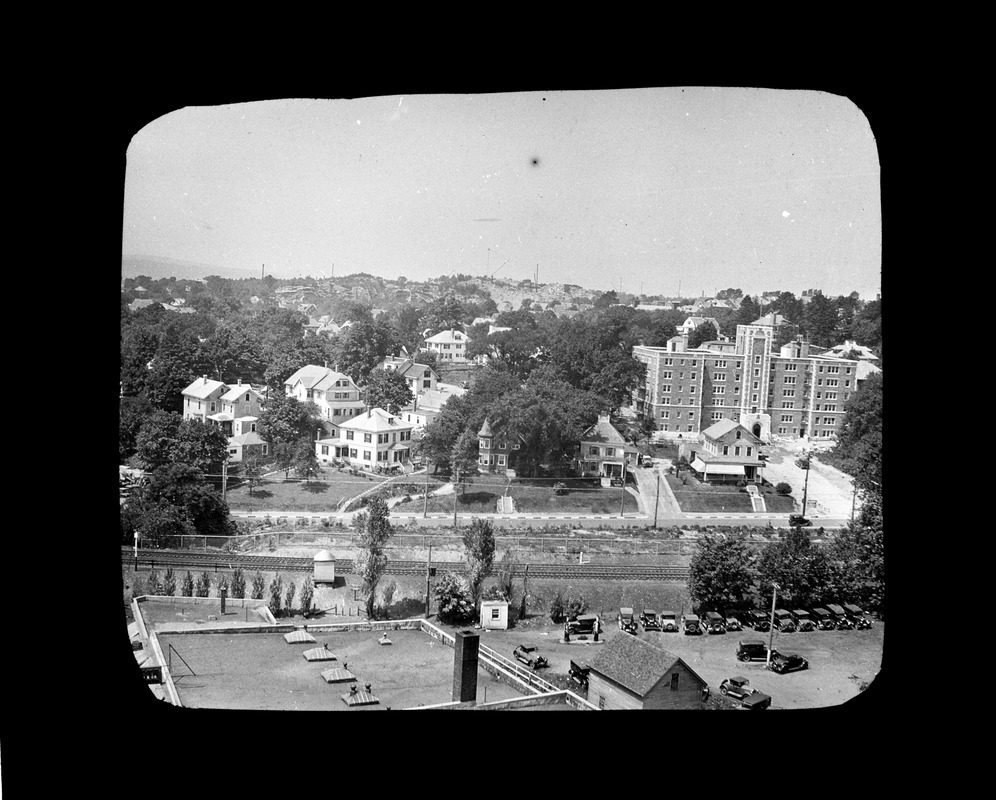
(632, 319, 863, 443)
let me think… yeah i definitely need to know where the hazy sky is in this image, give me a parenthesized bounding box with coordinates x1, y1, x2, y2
(122, 88, 881, 299)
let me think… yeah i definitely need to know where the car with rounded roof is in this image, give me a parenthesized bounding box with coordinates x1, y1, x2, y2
(513, 644, 549, 669)
(768, 651, 809, 674)
(719, 676, 772, 710)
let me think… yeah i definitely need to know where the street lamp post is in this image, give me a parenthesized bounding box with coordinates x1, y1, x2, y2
(133, 529, 140, 570)
(766, 583, 779, 667)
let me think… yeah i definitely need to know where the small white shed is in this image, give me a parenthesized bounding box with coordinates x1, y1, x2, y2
(479, 600, 509, 630)
(313, 550, 336, 584)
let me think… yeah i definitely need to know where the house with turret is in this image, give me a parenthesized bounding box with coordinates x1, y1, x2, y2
(476, 418, 523, 475)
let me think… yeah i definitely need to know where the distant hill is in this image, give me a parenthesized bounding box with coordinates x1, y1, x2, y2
(122, 255, 259, 281)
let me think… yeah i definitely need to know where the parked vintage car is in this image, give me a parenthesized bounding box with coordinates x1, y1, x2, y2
(658, 611, 679, 632)
(737, 691, 773, 710)
(843, 603, 872, 629)
(513, 644, 549, 669)
(788, 514, 812, 527)
(719, 676, 755, 700)
(723, 610, 743, 631)
(768, 651, 809, 674)
(640, 609, 661, 631)
(565, 613, 601, 637)
(681, 613, 702, 635)
(746, 611, 770, 632)
(811, 607, 836, 630)
(618, 607, 639, 634)
(826, 603, 852, 629)
(736, 639, 770, 662)
(772, 609, 796, 632)
(703, 611, 726, 634)
(719, 677, 771, 710)
(569, 659, 590, 690)
(792, 609, 815, 632)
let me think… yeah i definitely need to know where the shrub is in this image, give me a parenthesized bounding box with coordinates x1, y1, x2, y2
(482, 584, 509, 602)
(284, 580, 296, 615)
(268, 574, 284, 617)
(553, 482, 568, 496)
(250, 570, 266, 600)
(382, 580, 397, 609)
(148, 570, 163, 595)
(433, 572, 476, 624)
(775, 482, 792, 495)
(163, 568, 177, 596)
(549, 591, 565, 623)
(230, 568, 246, 599)
(565, 594, 588, 620)
(195, 571, 211, 597)
(181, 571, 195, 597)
(299, 576, 314, 617)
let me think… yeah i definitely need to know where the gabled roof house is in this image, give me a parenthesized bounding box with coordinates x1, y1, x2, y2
(686, 419, 764, 484)
(578, 414, 639, 482)
(586, 634, 708, 710)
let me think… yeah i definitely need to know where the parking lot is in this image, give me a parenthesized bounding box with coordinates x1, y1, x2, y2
(472, 615, 884, 710)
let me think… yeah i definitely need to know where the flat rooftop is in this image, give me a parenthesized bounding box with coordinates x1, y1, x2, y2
(154, 627, 527, 711)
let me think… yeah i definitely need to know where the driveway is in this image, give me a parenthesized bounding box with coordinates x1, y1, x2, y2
(761, 440, 856, 519)
(631, 462, 682, 521)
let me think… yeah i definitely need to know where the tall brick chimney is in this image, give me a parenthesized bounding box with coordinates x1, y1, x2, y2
(452, 629, 480, 703)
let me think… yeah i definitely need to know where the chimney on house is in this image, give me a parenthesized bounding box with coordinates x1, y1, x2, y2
(324, 361, 328, 369)
(237, 378, 242, 386)
(202, 375, 207, 384)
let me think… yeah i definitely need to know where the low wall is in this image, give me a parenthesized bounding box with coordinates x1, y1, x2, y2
(131, 597, 181, 706)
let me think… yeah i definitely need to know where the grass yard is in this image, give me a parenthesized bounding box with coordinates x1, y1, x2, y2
(665, 474, 797, 514)
(225, 466, 390, 512)
(416, 474, 641, 515)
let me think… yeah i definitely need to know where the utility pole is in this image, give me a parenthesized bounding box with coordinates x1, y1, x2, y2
(221, 459, 228, 502)
(423, 471, 429, 518)
(801, 452, 811, 516)
(424, 543, 433, 617)
(519, 563, 529, 620)
(619, 458, 627, 517)
(653, 471, 660, 529)
(767, 583, 779, 667)
(453, 467, 459, 530)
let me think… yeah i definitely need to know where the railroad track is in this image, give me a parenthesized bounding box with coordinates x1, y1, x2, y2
(121, 548, 690, 581)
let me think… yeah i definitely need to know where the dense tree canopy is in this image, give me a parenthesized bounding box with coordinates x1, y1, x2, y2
(828, 372, 882, 493)
(134, 412, 229, 474)
(688, 535, 757, 611)
(363, 368, 414, 414)
(257, 391, 323, 447)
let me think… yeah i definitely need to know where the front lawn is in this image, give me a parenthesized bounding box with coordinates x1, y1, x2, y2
(225, 466, 390, 512)
(416, 475, 641, 515)
(665, 474, 796, 514)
